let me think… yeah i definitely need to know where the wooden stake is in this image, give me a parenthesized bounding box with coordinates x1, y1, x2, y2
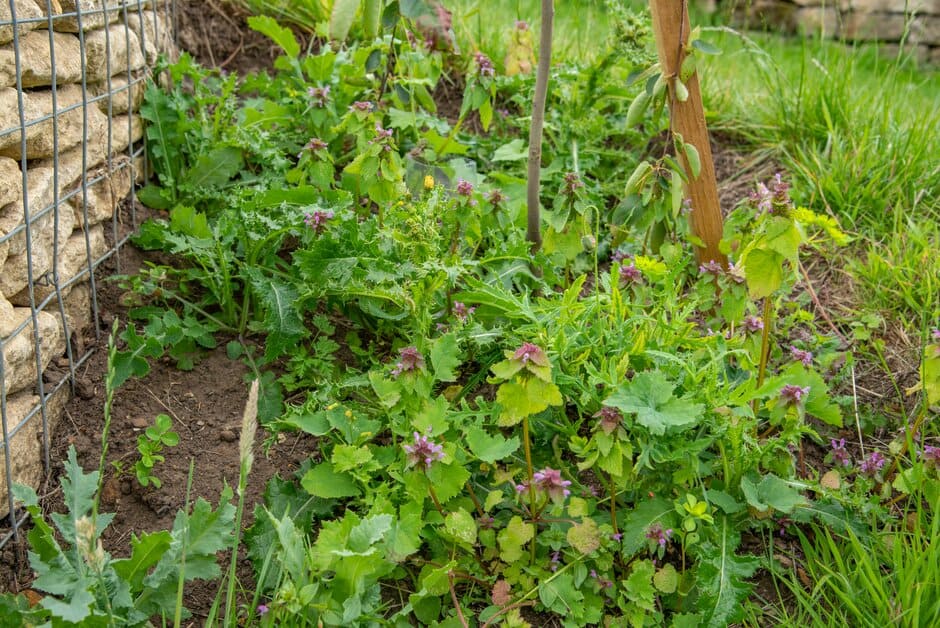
(526, 0, 554, 253)
(649, 0, 726, 267)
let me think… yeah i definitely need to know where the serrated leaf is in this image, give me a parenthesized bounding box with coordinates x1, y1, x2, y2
(496, 377, 563, 426)
(497, 516, 534, 563)
(465, 427, 519, 464)
(113, 531, 172, 590)
(56, 446, 98, 540)
(301, 462, 361, 499)
(654, 563, 678, 593)
(742, 247, 784, 299)
(246, 269, 305, 360)
(444, 509, 477, 546)
(181, 146, 243, 189)
(605, 371, 704, 435)
(430, 333, 461, 382)
(425, 461, 470, 503)
(620, 498, 677, 558)
(39, 588, 94, 623)
(566, 518, 601, 555)
(538, 572, 584, 616)
(696, 519, 759, 627)
(332, 444, 373, 473)
(626, 559, 657, 609)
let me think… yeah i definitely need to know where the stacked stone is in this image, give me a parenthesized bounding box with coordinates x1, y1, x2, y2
(731, 0, 940, 63)
(1, 0, 174, 519)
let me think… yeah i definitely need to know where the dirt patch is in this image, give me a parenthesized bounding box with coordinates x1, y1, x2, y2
(176, 0, 300, 75)
(0, 218, 315, 622)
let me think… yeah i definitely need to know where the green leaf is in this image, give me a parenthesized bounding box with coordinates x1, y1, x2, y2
(626, 90, 651, 128)
(497, 516, 534, 563)
(39, 588, 95, 623)
(566, 518, 601, 555)
(620, 498, 678, 557)
(538, 572, 584, 616)
(430, 333, 461, 383)
(740, 473, 807, 514)
(444, 509, 477, 546)
(181, 146, 243, 190)
(695, 519, 759, 627)
(492, 139, 528, 162)
(742, 247, 784, 298)
(332, 444, 374, 473)
(425, 461, 470, 503)
(247, 15, 300, 57)
(465, 427, 519, 464)
(245, 269, 306, 360)
(113, 531, 173, 590)
(683, 142, 701, 179)
(605, 371, 704, 435)
(330, 0, 360, 42)
(54, 446, 98, 540)
(626, 559, 657, 610)
(496, 377, 563, 426)
(692, 39, 722, 55)
(654, 563, 679, 593)
(301, 462, 361, 499)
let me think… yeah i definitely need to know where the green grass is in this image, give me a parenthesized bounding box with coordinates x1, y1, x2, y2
(699, 28, 940, 234)
(447, 0, 611, 67)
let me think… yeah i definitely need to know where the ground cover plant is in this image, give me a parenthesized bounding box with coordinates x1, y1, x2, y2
(3, 1, 939, 626)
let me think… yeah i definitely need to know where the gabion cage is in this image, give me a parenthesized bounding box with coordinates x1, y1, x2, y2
(1, 0, 176, 550)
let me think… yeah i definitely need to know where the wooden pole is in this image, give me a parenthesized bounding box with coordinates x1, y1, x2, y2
(526, 0, 554, 253)
(649, 0, 726, 267)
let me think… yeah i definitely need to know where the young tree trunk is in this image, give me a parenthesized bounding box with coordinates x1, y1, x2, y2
(526, 0, 554, 253)
(649, 0, 726, 267)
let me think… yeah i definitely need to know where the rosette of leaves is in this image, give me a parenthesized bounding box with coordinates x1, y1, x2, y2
(490, 343, 563, 426)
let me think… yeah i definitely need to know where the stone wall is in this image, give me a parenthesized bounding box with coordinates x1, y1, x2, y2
(730, 0, 940, 63)
(1, 0, 174, 523)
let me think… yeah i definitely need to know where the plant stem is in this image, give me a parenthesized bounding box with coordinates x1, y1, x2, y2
(465, 481, 485, 518)
(605, 471, 618, 534)
(93, 321, 120, 521)
(521, 415, 537, 562)
(427, 482, 446, 517)
(753, 296, 774, 416)
(526, 0, 554, 253)
(448, 573, 470, 628)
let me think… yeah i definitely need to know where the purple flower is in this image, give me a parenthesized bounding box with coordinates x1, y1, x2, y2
(922, 445, 940, 465)
(611, 249, 629, 263)
(699, 259, 723, 275)
(593, 406, 623, 434)
(646, 523, 673, 548)
(859, 451, 886, 476)
(520, 467, 572, 502)
(474, 51, 495, 78)
(404, 430, 445, 470)
(932, 328, 940, 342)
(456, 179, 474, 197)
(513, 342, 548, 367)
(391, 346, 425, 376)
(349, 100, 373, 113)
(487, 189, 506, 207)
(370, 123, 394, 151)
(515, 19, 529, 30)
(790, 346, 814, 367)
(257, 604, 269, 616)
(611, 532, 623, 541)
(550, 551, 561, 572)
(299, 137, 328, 158)
(620, 262, 642, 285)
(307, 85, 330, 107)
(303, 209, 334, 234)
(589, 569, 613, 589)
(830, 438, 851, 468)
(681, 198, 693, 215)
(562, 172, 584, 197)
(779, 384, 810, 406)
(771, 172, 791, 205)
(453, 301, 476, 323)
(726, 261, 746, 284)
(750, 182, 773, 214)
(743, 316, 764, 333)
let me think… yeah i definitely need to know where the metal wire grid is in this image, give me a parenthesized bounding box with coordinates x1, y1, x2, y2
(0, 0, 177, 550)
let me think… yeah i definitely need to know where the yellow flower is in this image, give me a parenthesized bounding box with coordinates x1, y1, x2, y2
(423, 175, 435, 190)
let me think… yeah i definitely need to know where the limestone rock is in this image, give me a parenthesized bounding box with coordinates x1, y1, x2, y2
(129, 9, 175, 64)
(52, 0, 124, 33)
(0, 84, 107, 160)
(0, 31, 83, 89)
(0, 392, 41, 519)
(69, 158, 132, 227)
(62, 280, 91, 338)
(795, 7, 841, 37)
(0, 193, 75, 298)
(1, 309, 64, 396)
(0, 293, 15, 337)
(9, 223, 107, 305)
(84, 24, 145, 82)
(0, 156, 19, 207)
(0, 0, 43, 46)
(91, 74, 146, 114)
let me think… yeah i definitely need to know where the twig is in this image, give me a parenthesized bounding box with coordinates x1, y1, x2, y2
(851, 364, 864, 456)
(448, 573, 469, 628)
(220, 37, 244, 70)
(481, 600, 536, 627)
(145, 388, 191, 433)
(798, 260, 848, 345)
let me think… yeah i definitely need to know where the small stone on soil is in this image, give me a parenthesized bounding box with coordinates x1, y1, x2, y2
(130, 417, 149, 429)
(75, 378, 95, 400)
(220, 429, 237, 442)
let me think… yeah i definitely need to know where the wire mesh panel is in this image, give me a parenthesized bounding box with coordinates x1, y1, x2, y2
(0, 0, 176, 550)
